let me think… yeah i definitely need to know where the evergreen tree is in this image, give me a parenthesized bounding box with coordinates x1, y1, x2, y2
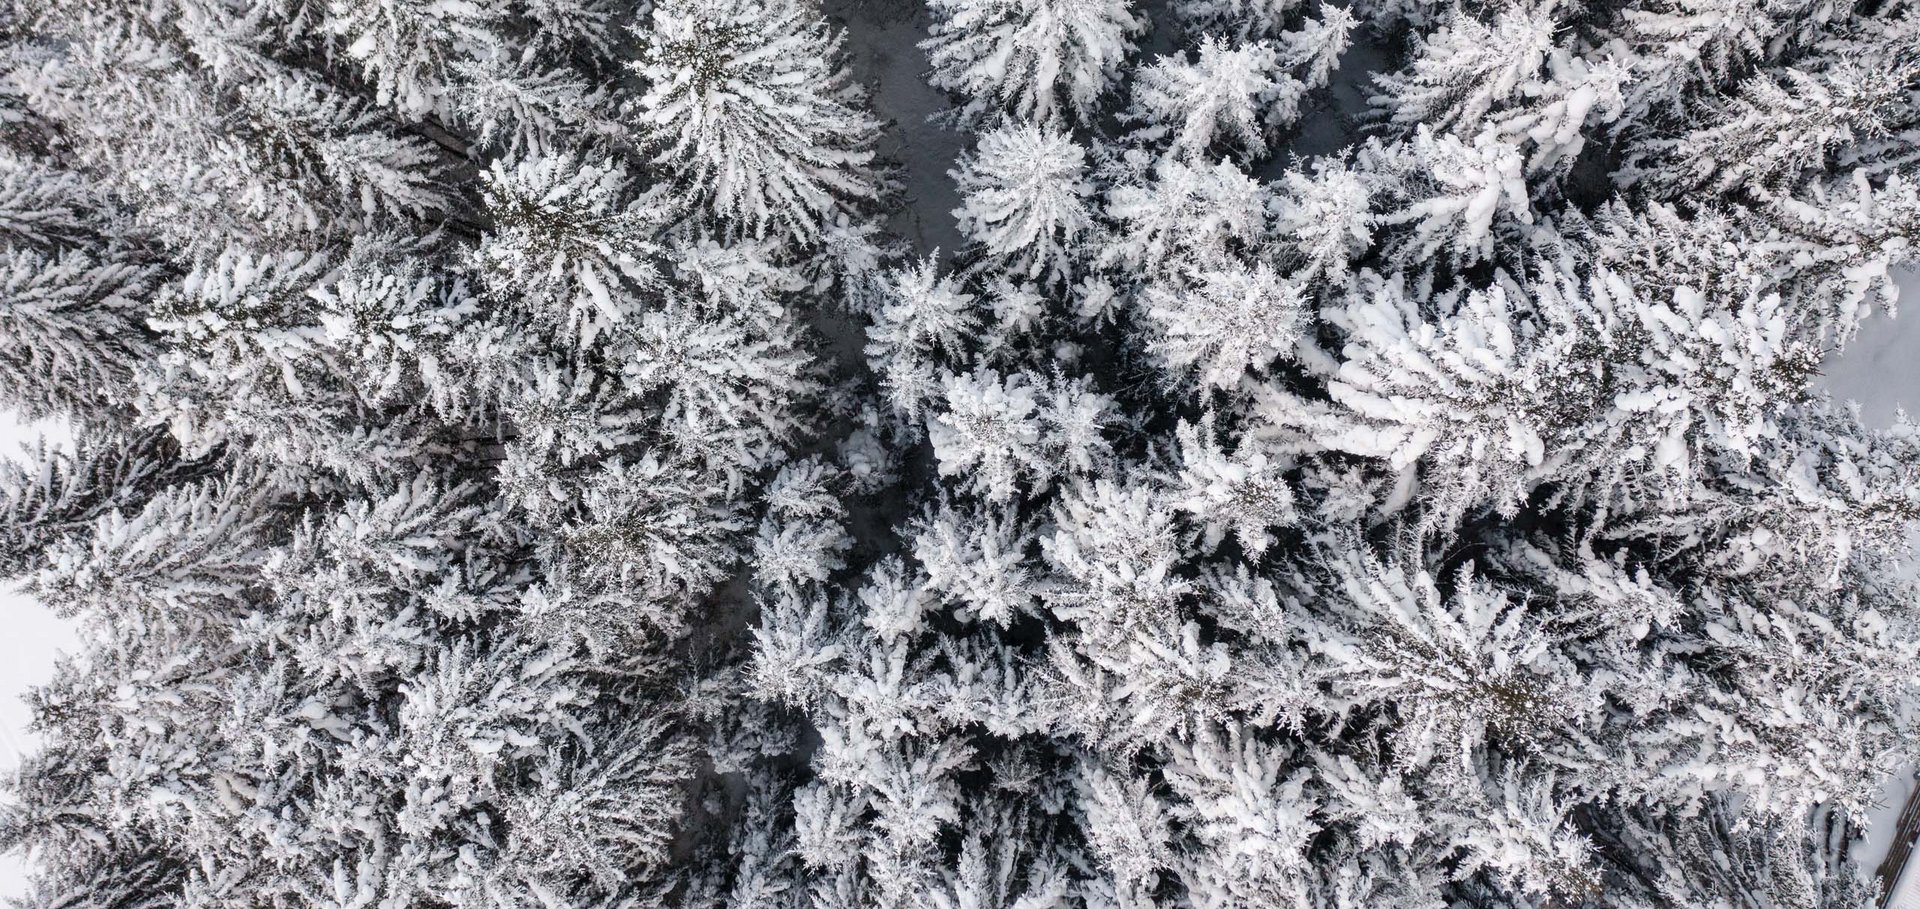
(924, 0, 1146, 125)
(632, 0, 884, 243)
(951, 122, 1095, 284)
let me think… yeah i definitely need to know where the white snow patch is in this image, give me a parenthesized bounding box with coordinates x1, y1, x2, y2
(1819, 272, 1920, 428)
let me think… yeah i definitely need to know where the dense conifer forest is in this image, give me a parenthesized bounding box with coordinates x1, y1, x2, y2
(3, 0, 1920, 903)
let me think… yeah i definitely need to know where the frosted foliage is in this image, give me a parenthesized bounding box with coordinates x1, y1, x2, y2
(1129, 12, 1350, 157)
(1103, 157, 1269, 274)
(8, 0, 1920, 904)
(866, 258, 980, 417)
(1378, 127, 1534, 267)
(1273, 161, 1373, 278)
(633, 0, 882, 242)
(927, 369, 1111, 502)
(1173, 0, 1300, 39)
(1283, 7, 1356, 89)
(1143, 258, 1306, 389)
(0, 156, 95, 250)
(453, 57, 608, 159)
(1627, 58, 1920, 198)
(311, 263, 469, 410)
(952, 123, 1094, 283)
(1131, 38, 1288, 158)
(1170, 420, 1297, 555)
(324, 0, 508, 118)
(478, 154, 661, 346)
(0, 249, 153, 420)
(1371, 5, 1556, 135)
(236, 74, 450, 219)
(914, 506, 1037, 625)
(928, 369, 1047, 502)
(924, 0, 1145, 125)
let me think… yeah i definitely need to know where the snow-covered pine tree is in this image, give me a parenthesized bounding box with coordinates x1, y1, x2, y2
(0, 429, 205, 578)
(632, 0, 885, 243)
(951, 122, 1094, 284)
(923, 0, 1146, 125)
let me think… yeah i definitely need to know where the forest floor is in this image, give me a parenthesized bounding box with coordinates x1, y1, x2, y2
(822, 0, 967, 260)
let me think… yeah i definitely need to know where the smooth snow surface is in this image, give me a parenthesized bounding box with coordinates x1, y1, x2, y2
(0, 412, 77, 901)
(1820, 276, 1920, 428)
(1894, 862, 1920, 909)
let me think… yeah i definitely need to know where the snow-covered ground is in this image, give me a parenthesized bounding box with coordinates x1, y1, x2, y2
(0, 412, 75, 901)
(1821, 293, 1920, 427)
(825, 0, 968, 259)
